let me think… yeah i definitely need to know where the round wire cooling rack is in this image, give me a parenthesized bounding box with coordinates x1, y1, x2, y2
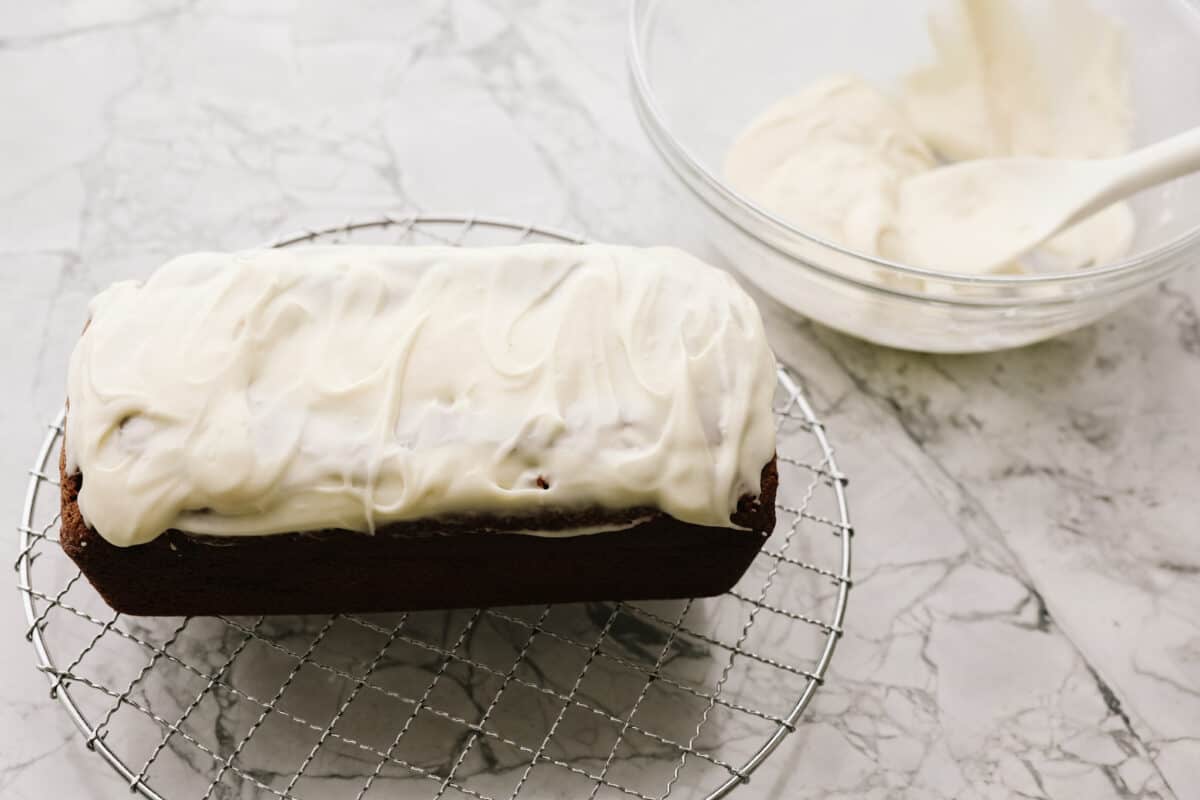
(16, 215, 853, 800)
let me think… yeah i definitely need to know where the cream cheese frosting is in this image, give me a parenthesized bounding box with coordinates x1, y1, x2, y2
(722, 76, 935, 259)
(65, 244, 778, 547)
(724, 0, 1135, 275)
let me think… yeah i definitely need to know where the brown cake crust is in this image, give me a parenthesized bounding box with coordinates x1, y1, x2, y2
(59, 444, 777, 616)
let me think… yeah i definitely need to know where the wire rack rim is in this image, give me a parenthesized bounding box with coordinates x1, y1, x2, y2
(17, 216, 852, 800)
(16, 414, 170, 796)
(704, 368, 853, 799)
(265, 213, 587, 249)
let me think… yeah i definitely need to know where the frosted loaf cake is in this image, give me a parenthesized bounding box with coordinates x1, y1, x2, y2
(60, 245, 779, 614)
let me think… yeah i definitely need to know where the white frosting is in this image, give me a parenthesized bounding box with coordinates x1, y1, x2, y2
(723, 76, 935, 258)
(65, 245, 778, 548)
(903, 0, 1131, 162)
(724, 0, 1135, 276)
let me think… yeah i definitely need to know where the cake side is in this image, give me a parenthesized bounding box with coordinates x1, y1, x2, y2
(60, 447, 777, 615)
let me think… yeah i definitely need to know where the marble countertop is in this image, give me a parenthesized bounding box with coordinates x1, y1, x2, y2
(1, 2, 1196, 798)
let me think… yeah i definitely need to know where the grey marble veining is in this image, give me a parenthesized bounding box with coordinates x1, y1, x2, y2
(1, 2, 1197, 799)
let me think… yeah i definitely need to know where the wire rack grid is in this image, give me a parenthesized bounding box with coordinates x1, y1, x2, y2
(16, 215, 852, 800)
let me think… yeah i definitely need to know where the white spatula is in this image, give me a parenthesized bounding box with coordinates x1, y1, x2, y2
(891, 126, 1200, 274)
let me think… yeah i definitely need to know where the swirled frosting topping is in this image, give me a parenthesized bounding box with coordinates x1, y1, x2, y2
(66, 245, 778, 547)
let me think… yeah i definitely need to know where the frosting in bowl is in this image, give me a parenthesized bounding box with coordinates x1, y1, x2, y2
(724, 0, 1136, 275)
(65, 244, 778, 547)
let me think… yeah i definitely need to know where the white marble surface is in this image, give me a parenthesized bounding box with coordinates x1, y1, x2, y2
(1, 2, 1197, 799)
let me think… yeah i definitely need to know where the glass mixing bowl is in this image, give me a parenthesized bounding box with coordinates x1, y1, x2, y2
(629, 0, 1200, 352)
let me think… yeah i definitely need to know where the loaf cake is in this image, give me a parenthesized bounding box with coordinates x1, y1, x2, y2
(60, 244, 779, 615)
